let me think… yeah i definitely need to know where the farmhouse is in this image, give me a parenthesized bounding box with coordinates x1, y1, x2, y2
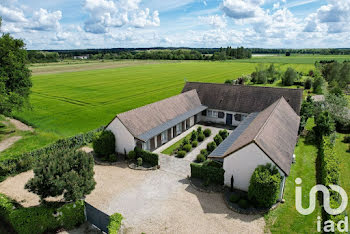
(106, 82, 302, 195)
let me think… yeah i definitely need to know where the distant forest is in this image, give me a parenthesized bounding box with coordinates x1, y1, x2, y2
(27, 47, 350, 63)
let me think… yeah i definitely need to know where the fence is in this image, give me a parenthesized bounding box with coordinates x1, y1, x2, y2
(85, 202, 110, 233)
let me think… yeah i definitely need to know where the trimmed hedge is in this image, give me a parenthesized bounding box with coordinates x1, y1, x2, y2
(0, 193, 85, 234)
(203, 129, 211, 137)
(197, 133, 205, 142)
(134, 148, 159, 166)
(183, 144, 192, 152)
(92, 130, 115, 158)
(108, 213, 123, 234)
(0, 126, 104, 180)
(190, 162, 224, 185)
(177, 151, 186, 158)
(196, 154, 206, 163)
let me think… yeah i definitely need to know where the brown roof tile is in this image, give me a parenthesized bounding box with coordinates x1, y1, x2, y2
(116, 90, 202, 137)
(182, 82, 303, 114)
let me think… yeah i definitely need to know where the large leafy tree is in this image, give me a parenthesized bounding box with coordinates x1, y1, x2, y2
(0, 17, 32, 115)
(25, 150, 96, 202)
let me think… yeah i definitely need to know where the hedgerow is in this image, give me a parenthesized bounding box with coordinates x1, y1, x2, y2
(0, 126, 104, 180)
(190, 161, 224, 185)
(134, 147, 159, 166)
(0, 193, 85, 234)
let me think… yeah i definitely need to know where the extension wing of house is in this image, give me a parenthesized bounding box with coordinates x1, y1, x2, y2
(106, 82, 302, 196)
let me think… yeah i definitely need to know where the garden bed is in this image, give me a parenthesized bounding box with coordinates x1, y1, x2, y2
(128, 162, 158, 171)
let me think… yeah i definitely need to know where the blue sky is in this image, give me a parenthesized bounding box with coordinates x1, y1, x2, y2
(0, 0, 349, 49)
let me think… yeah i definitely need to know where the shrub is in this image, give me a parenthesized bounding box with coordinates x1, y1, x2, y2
(182, 138, 190, 146)
(108, 154, 117, 162)
(214, 135, 223, 145)
(248, 164, 282, 208)
(25, 150, 96, 202)
(206, 141, 217, 153)
(229, 194, 240, 203)
(203, 129, 211, 137)
(190, 130, 198, 142)
(190, 163, 224, 185)
(108, 213, 123, 234)
(92, 130, 115, 158)
(197, 126, 202, 134)
(198, 133, 205, 142)
(183, 144, 192, 152)
(200, 149, 208, 157)
(196, 154, 206, 163)
(0, 193, 85, 234)
(137, 157, 143, 166)
(238, 199, 250, 209)
(134, 147, 159, 166)
(177, 151, 186, 158)
(343, 135, 350, 143)
(219, 130, 229, 140)
(192, 141, 198, 147)
(305, 78, 312, 90)
(282, 67, 298, 86)
(127, 150, 136, 161)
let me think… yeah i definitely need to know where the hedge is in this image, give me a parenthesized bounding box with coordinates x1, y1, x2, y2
(0, 126, 104, 180)
(319, 136, 344, 229)
(134, 147, 159, 166)
(190, 162, 224, 185)
(0, 193, 85, 234)
(108, 213, 123, 234)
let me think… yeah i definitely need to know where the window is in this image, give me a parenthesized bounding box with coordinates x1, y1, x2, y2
(161, 131, 168, 144)
(145, 140, 151, 150)
(201, 110, 207, 116)
(208, 110, 218, 118)
(234, 114, 242, 121)
(218, 112, 225, 119)
(176, 123, 182, 134)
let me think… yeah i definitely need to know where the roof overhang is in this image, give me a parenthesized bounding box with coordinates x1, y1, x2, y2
(137, 105, 207, 142)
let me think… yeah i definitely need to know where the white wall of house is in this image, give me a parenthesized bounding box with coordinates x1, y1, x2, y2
(201, 108, 248, 126)
(106, 117, 136, 154)
(223, 143, 286, 198)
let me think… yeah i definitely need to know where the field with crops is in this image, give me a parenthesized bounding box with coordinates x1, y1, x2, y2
(15, 60, 316, 137)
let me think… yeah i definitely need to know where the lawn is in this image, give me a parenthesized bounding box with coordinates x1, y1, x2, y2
(161, 132, 192, 155)
(16, 61, 314, 138)
(265, 118, 321, 233)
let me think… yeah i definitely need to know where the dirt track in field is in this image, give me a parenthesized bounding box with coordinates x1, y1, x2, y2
(31, 60, 180, 75)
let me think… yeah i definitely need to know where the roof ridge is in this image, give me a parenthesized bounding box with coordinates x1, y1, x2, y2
(185, 81, 303, 91)
(117, 89, 198, 117)
(253, 97, 285, 142)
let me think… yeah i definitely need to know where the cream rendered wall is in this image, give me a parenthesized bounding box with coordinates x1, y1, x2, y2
(223, 143, 285, 193)
(201, 108, 248, 126)
(106, 117, 136, 154)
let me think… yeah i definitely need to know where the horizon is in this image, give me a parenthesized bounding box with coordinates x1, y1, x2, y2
(0, 0, 349, 50)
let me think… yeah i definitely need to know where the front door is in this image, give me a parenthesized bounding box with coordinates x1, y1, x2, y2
(226, 114, 233, 125)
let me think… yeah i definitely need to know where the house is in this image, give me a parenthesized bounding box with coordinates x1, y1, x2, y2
(106, 89, 207, 154)
(208, 97, 300, 199)
(106, 82, 302, 197)
(73, 55, 89, 60)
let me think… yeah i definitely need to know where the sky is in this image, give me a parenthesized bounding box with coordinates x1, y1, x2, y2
(0, 0, 349, 49)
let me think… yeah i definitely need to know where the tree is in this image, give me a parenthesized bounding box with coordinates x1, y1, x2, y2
(0, 17, 32, 114)
(304, 78, 312, 90)
(25, 150, 96, 202)
(314, 111, 335, 137)
(248, 164, 282, 208)
(312, 75, 325, 94)
(282, 67, 298, 86)
(324, 94, 350, 132)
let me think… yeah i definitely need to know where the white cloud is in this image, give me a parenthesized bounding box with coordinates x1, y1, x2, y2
(0, 5, 27, 22)
(29, 8, 62, 31)
(221, 0, 264, 19)
(199, 15, 227, 28)
(83, 0, 160, 34)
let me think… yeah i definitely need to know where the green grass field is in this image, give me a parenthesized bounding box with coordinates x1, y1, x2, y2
(161, 132, 192, 155)
(15, 61, 314, 137)
(241, 54, 350, 64)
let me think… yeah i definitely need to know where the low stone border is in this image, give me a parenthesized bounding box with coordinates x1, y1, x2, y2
(189, 177, 224, 193)
(128, 163, 158, 171)
(223, 189, 280, 215)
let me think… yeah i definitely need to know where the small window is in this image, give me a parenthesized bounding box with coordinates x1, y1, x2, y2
(201, 110, 207, 116)
(176, 123, 182, 134)
(161, 131, 167, 143)
(218, 112, 225, 119)
(208, 110, 218, 118)
(234, 114, 242, 121)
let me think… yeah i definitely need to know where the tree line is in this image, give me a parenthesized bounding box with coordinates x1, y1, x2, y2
(251, 48, 350, 55)
(27, 47, 252, 63)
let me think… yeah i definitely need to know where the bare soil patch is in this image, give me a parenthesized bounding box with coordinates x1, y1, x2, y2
(6, 118, 34, 132)
(0, 136, 22, 153)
